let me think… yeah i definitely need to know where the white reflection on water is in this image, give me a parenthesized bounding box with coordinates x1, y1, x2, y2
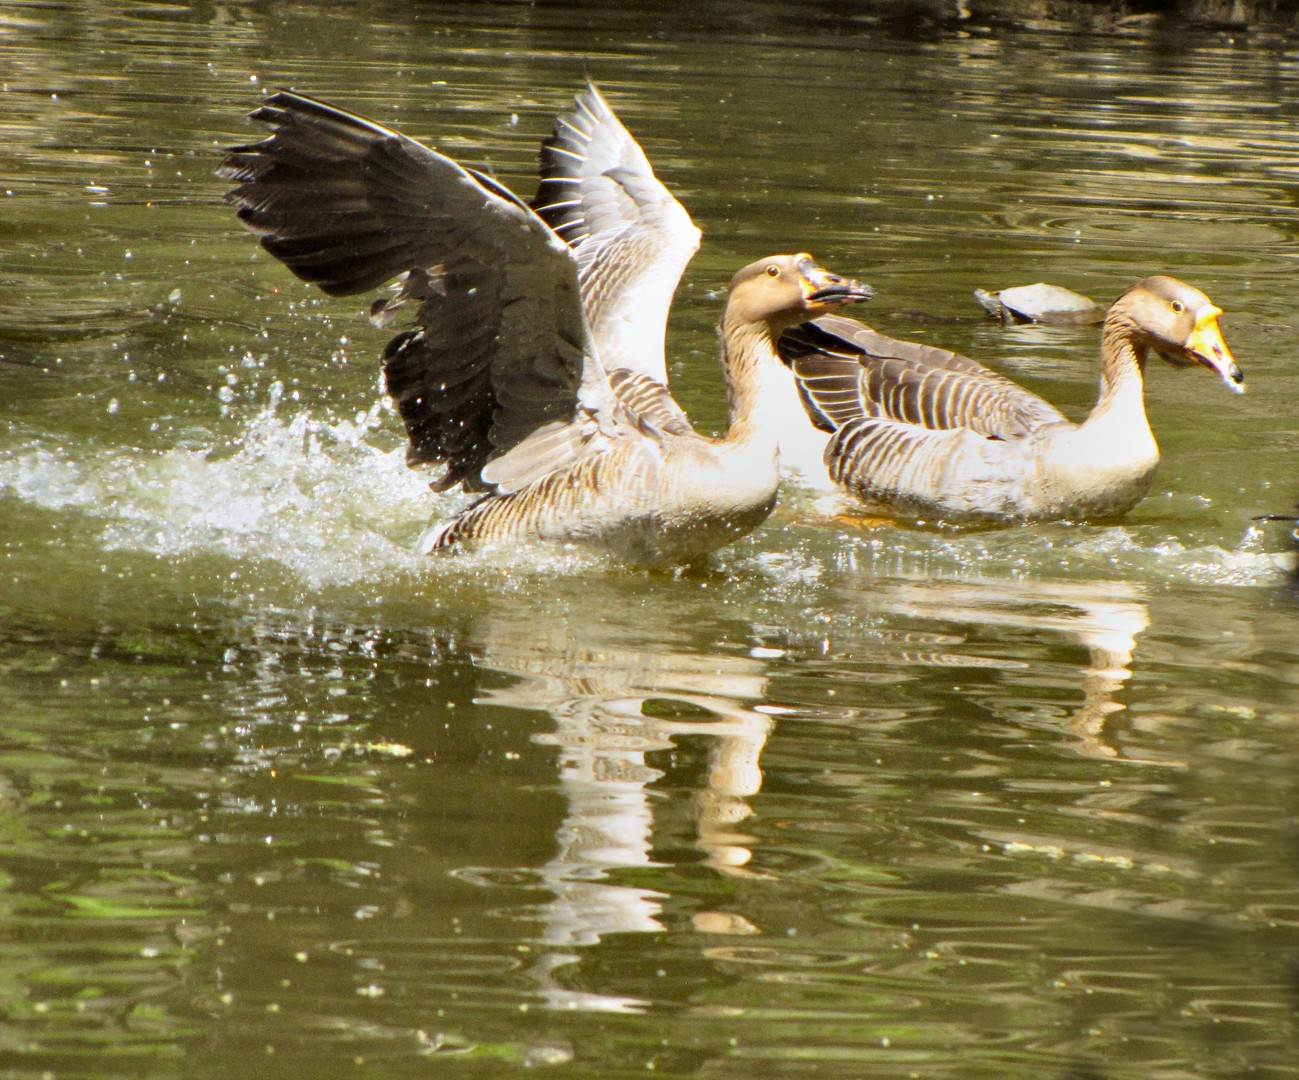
(437, 567, 1183, 1014)
(867, 575, 1152, 760)
(472, 615, 772, 1011)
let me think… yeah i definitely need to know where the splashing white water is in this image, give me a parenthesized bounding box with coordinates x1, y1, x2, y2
(1, 382, 1291, 593)
(3, 383, 451, 589)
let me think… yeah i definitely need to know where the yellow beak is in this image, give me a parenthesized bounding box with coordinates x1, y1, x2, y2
(1187, 304, 1244, 394)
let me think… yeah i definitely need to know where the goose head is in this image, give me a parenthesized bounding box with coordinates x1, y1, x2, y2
(725, 253, 873, 336)
(1115, 275, 1244, 393)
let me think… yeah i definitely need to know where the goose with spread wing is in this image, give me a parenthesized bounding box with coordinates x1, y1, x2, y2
(219, 88, 871, 564)
(777, 276, 1243, 523)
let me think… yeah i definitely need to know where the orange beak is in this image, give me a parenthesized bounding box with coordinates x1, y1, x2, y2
(1186, 304, 1244, 394)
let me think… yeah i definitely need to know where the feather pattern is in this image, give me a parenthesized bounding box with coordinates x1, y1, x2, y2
(532, 84, 701, 387)
(607, 368, 694, 437)
(776, 278, 1241, 523)
(220, 90, 614, 494)
(221, 90, 867, 563)
(781, 315, 1065, 439)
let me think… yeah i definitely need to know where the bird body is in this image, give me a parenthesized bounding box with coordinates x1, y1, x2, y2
(426, 430, 779, 565)
(423, 253, 871, 563)
(221, 89, 870, 565)
(779, 276, 1242, 524)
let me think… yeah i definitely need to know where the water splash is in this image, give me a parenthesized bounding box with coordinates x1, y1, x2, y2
(754, 486, 1292, 592)
(0, 379, 647, 593)
(3, 383, 441, 589)
(1, 383, 1290, 593)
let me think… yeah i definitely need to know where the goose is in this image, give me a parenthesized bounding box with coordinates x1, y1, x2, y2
(219, 89, 871, 565)
(776, 275, 1243, 523)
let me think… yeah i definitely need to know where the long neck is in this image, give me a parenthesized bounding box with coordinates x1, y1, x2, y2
(717, 318, 790, 449)
(1082, 315, 1151, 434)
(1052, 313, 1161, 506)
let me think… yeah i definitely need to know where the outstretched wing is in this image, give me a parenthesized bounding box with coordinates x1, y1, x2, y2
(219, 89, 618, 492)
(531, 83, 701, 387)
(779, 314, 1066, 441)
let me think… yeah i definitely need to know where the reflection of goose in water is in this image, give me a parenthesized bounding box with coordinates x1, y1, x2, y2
(463, 611, 772, 1011)
(861, 575, 1151, 761)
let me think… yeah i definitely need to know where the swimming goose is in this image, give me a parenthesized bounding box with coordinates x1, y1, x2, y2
(777, 275, 1242, 523)
(219, 90, 871, 564)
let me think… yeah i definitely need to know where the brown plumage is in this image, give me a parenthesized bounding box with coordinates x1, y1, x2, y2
(778, 276, 1243, 523)
(220, 89, 871, 564)
(429, 254, 872, 562)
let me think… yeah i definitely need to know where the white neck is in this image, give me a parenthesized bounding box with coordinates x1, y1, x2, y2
(1048, 330, 1159, 511)
(718, 320, 832, 483)
(1080, 326, 1154, 444)
(718, 323, 789, 451)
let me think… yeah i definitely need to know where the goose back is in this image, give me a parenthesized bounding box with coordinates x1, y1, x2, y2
(427, 432, 777, 565)
(780, 314, 1067, 440)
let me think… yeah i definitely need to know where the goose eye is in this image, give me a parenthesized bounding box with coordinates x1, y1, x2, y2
(765, 265, 781, 278)
(1171, 300, 1185, 314)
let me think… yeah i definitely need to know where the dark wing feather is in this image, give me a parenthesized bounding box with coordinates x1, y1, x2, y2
(793, 314, 996, 377)
(531, 83, 700, 387)
(220, 90, 614, 492)
(377, 265, 505, 489)
(779, 314, 1066, 441)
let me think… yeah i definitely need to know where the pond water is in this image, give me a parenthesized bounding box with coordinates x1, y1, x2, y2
(2, 2, 1298, 1078)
